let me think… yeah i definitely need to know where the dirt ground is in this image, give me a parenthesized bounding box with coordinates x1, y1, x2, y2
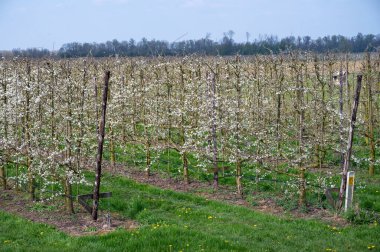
(108, 163, 347, 225)
(0, 162, 347, 236)
(0, 189, 138, 236)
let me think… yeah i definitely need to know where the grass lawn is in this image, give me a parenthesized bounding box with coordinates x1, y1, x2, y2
(1, 173, 379, 252)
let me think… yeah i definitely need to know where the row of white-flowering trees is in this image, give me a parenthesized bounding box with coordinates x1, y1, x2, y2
(0, 53, 379, 212)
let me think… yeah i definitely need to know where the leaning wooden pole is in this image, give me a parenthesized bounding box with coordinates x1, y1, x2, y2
(92, 71, 111, 221)
(338, 75, 362, 209)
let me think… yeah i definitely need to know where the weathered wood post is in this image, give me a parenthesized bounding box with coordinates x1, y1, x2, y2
(344, 171, 355, 212)
(92, 71, 111, 221)
(338, 75, 362, 209)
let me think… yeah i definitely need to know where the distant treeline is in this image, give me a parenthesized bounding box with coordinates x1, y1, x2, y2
(2, 32, 379, 58)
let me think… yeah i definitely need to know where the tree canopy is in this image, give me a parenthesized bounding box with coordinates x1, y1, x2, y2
(1, 32, 379, 58)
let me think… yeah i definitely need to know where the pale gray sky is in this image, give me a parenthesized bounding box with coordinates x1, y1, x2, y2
(0, 0, 379, 50)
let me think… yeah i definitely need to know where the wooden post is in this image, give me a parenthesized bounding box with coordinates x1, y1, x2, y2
(338, 75, 362, 209)
(344, 171, 355, 212)
(339, 67, 345, 172)
(92, 71, 111, 221)
(210, 72, 219, 190)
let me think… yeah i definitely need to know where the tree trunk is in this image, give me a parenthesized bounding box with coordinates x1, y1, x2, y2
(26, 63, 35, 200)
(236, 160, 243, 197)
(210, 72, 219, 190)
(76, 64, 87, 174)
(145, 141, 151, 177)
(0, 166, 5, 190)
(234, 64, 243, 198)
(64, 177, 74, 214)
(64, 64, 75, 214)
(297, 61, 306, 207)
(183, 152, 189, 184)
(180, 66, 189, 184)
(298, 167, 306, 207)
(1, 67, 7, 189)
(110, 125, 116, 169)
(365, 54, 376, 176)
(367, 82, 375, 176)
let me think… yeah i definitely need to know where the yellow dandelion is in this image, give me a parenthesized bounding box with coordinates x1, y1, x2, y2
(367, 245, 375, 250)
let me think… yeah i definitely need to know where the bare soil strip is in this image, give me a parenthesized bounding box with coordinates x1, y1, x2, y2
(0, 189, 138, 236)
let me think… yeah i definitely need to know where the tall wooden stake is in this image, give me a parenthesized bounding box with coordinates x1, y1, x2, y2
(92, 71, 111, 221)
(339, 67, 344, 172)
(1, 66, 7, 190)
(26, 62, 35, 200)
(210, 72, 219, 190)
(338, 75, 362, 209)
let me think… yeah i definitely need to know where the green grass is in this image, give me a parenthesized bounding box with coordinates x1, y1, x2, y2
(1, 173, 379, 252)
(356, 174, 380, 212)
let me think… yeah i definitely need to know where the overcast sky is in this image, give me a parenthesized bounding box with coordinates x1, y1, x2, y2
(0, 0, 379, 50)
